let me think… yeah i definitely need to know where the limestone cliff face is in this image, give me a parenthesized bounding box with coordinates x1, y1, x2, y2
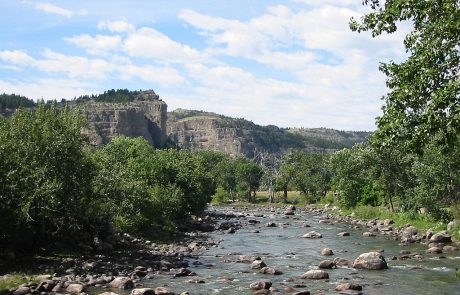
(81, 100, 167, 147)
(167, 116, 245, 157)
(167, 109, 370, 157)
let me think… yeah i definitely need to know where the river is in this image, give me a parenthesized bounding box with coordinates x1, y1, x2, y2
(130, 205, 460, 295)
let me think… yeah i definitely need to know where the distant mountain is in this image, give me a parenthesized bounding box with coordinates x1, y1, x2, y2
(167, 108, 370, 158)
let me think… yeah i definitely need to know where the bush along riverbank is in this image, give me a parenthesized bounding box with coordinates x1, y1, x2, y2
(320, 205, 460, 254)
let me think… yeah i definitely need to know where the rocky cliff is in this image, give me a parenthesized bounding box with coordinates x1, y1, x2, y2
(78, 91, 167, 147)
(167, 109, 370, 158)
(81, 101, 167, 147)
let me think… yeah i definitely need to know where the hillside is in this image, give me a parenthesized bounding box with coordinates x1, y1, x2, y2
(0, 91, 370, 158)
(167, 108, 370, 158)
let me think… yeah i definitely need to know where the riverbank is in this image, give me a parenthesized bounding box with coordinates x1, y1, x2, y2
(1, 204, 460, 295)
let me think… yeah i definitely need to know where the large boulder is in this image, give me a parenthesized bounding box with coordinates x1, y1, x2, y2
(66, 284, 86, 294)
(109, 277, 134, 289)
(249, 281, 272, 290)
(302, 231, 322, 239)
(251, 260, 267, 269)
(430, 232, 452, 243)
(300, 270, 329, 279)
(318, 260, 335, 269)
(353, 252, 388, 270)
(259, 267, 283, 275)
(321, 248, 334, 256)
(155, 287, 174, 295)
(335, 283, 363, 291)
(131, 289, 156, 295)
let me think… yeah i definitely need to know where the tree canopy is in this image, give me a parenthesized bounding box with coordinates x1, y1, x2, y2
(350, 0, 460, 151)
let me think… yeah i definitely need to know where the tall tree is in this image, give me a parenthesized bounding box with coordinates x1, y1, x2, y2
(350, 1, 460, 152)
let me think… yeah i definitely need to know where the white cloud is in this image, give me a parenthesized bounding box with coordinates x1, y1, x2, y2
(32, 2, 87, 18)
(122, 65, 186, 86)
(98, 20, 135, 33)
(123, 27, 203, 63)
(0, 49, 186, 87)
(0, 78, 99, 101)
(64, 34, 122, 55)
(0, 50, 35, 65)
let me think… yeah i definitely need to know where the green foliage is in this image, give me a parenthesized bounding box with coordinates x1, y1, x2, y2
(0, 104, 99, 250)
(75, 89, 159, 103)
(275, 151, 331, 203)
(350, 0, 460, 152)
(212, 186, 230, 204)
(0, 93, 35, 113)
(234, 157, 264, 201)
(91, 137, 215, 235)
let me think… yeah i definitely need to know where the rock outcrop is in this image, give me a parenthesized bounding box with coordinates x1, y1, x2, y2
(167, 109, 370, 158)
(81, 95, 167, 147)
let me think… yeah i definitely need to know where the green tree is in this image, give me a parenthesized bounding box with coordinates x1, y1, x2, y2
(350, 0, 460, 152)
(409, 134, 460, 220)
(330, 144, 375, 208)
(235, 157, 263, 202)
(291, 152, 331, 202)
(0, 104, 97, 250)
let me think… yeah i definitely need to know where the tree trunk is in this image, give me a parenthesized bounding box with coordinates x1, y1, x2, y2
(283, 185, 288, 203)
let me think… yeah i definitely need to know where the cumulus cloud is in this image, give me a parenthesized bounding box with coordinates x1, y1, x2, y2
(0, 49, 186, 87)
(64, 34, 122, 55)
(31, 2, 87, 18)
(98, 20, 135, 33)
(123, 27, 203, 63)
(0, 78, 99, 101)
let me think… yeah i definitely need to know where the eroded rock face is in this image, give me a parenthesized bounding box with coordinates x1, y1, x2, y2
(81, 99, 167, 148)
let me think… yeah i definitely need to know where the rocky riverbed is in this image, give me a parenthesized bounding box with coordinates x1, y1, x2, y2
(2, 205, 460, 295)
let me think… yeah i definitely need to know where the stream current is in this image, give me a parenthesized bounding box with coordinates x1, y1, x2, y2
(119, 206, 460, 294)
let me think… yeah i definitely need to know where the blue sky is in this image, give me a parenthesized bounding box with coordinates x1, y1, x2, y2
(0, 0, 409, 130)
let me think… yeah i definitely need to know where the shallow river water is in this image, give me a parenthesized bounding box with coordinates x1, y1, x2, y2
(130, 206, 460, 294)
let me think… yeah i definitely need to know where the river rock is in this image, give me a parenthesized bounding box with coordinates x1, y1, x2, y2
(383, 219, 394, 226)
(362, 232, 376, 237)
(265, 222, 277, 227)
(66, 284, 85, 294)
(426, 246, 443, 254)
(293, 291, 310, 295)
(442, 245, 458, 252)
(447, 221, 456, 231)
(251, 260, 267, 269)
(334, 257, 352, 267)
(300, 270, 329, 279)
(36, 280, 56, 292)
(321, 248, 334, 256)
(131, 288, 155, 295)
(173, 268, 194, 277)
(249, 281, 272, 290)
(402, 226, 418, 237)
(335, 283, 363, 291)
(303, 231, 322, 238)
(337, 232, 350, 236)
(109, 277, 134, 289)
(239, 255, 260, 263)
(352, 252, 388, 270)
(259, 267, 283, 275)
(12, 287, 30, 295)
(318, 260, 335, 269)
(98, 293, 120, 295)
(154, 287, 174, 295)
(430, 232, 452, 243)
